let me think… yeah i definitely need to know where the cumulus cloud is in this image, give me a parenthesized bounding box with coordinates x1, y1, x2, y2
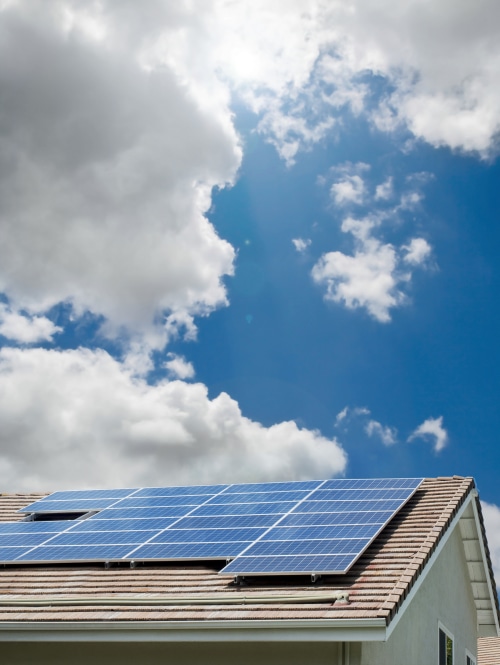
(481, 501, 500, 588)
(312, 167, 433, 322)
(375, 177, 394, 201)
(329, 162, 370, 206)
(0, 1, 240, 348)
(0, 347, 347, 491)
(187, 0, 500, 158)
(365, 419, 398, 446)
(0, 305, 61, 344)
(164, 353, 195, 380)
(408, 416, 448, 452)
(312, 215, 407, 322)
(292, 238, 312, 253)
(402, 238, 432, 265)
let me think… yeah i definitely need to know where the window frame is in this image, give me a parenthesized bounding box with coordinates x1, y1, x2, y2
(438, 622, 454, 665)
(465, 649, 476, 665)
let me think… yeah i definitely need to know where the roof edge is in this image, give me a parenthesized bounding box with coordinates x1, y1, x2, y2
(0, 617, 388, 643)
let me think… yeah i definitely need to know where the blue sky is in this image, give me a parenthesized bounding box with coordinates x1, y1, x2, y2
(0, 0, 499, 572)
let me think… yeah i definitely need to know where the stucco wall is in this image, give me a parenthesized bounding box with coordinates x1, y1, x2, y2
(361, 524, 477, 665)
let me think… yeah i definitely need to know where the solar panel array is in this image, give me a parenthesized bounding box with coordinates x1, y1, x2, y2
(0, 478, 423, 575)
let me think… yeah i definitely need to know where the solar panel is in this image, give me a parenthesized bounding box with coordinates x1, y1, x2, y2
(1, 478, 423, 575)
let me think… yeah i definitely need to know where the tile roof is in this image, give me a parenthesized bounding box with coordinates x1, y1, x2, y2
(0, 477, 496, 627)
(478, 637, 500, 665)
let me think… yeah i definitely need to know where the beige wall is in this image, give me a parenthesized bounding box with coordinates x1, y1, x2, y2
(361, 524, 477, 665)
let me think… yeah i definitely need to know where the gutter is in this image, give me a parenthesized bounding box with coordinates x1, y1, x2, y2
(0, 617, 388, 643)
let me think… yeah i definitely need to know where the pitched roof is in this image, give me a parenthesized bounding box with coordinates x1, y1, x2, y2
(0, 477, 497, 631)
(478, 637, 500, 665)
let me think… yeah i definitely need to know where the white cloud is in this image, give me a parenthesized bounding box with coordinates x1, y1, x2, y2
(0, 305, 61, 344)
(481, 501, 500, 588)
(402, 238, 432, 265)
(330, 163, 370, 206)
(0, 1, 241, 348)
(312, 215, 406, 322)
(335, 406, 349, 425)
(192, 0, 500, 158)
(164, 353, 195, 380)
(0, 347, 347, 491)
(365, 419, 398, 446)
(292, 238, 312, 252)
(375, 177, 394, 201)
(408, 416, 448, 452)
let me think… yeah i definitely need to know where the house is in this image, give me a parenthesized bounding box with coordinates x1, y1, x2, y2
(0, 476, 498, 665)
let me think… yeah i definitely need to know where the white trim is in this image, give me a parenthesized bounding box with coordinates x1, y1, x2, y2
(465, 648, 476, 665)
(386, 493, 474, 640)
(0, 618, 388, 643)
(438, 621, 454, 665)
(470, 496, 500, 636)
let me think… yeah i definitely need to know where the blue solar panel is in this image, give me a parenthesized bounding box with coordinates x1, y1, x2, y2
(306, 488, 416, 501)
(0, 521, 72, 533)
(191, 501, 296, 516)
(0, 533, 57, 547)
(173, 515, 279, 530)
(245, 538, 371, 557)
(17, 545, 134, 561)
(90, 506, 193, 519)
(148, 527, 266, 544)
(42, 489, 136, 501)
(0, 547, 35, 560)
(110, 495, 210, 508)
(221, 554, 356, 575)
(18, 499, 120, 513)
(134, 485, 228, 497)
(205, 490, 311, 504)
(320, 478, 422, 490)
(3, 478, 423, 574)
(129, 541, 250, 560)
(69, 518, 178, 532)
(48, 530, 160, 546)
(224, 481, 322, 493)
(261, 525, 378, 540)
(279, 510, 394, 527)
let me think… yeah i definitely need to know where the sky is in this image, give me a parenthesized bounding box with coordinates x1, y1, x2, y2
(0, 0, 500, 578)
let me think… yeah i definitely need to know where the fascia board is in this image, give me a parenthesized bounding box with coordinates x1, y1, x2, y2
(0, 617, 387, 643)
(471, 495, 500, 637)
(386, 491, 499, 640)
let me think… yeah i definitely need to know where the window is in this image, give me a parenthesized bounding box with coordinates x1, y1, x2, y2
(466, 652, 476, 665)
(439, 625, 454, 665)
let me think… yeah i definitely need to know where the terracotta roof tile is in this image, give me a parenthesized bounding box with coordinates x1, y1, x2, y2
(478, 637, 500, 665)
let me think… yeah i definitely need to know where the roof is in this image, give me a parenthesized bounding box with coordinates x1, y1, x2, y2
(0, 477, 497, 637)
(478, 637, 500, 665)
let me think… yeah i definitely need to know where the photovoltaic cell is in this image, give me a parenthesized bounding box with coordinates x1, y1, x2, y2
(69, 518, 178, 532)
(129, 541, 251, 560)
(17, 545, 135, 561)
(110, 495, 210, 508)
(48, 530, 161, 546)
(147, 527, 266, 544)
(133, 485, 228, 497)
(1, 477, 423, 573)
(172, 515, 279, 530)
(279, 510, 394, 527)
(221, 554, 355, 575)
(191, 501, 296, 516)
